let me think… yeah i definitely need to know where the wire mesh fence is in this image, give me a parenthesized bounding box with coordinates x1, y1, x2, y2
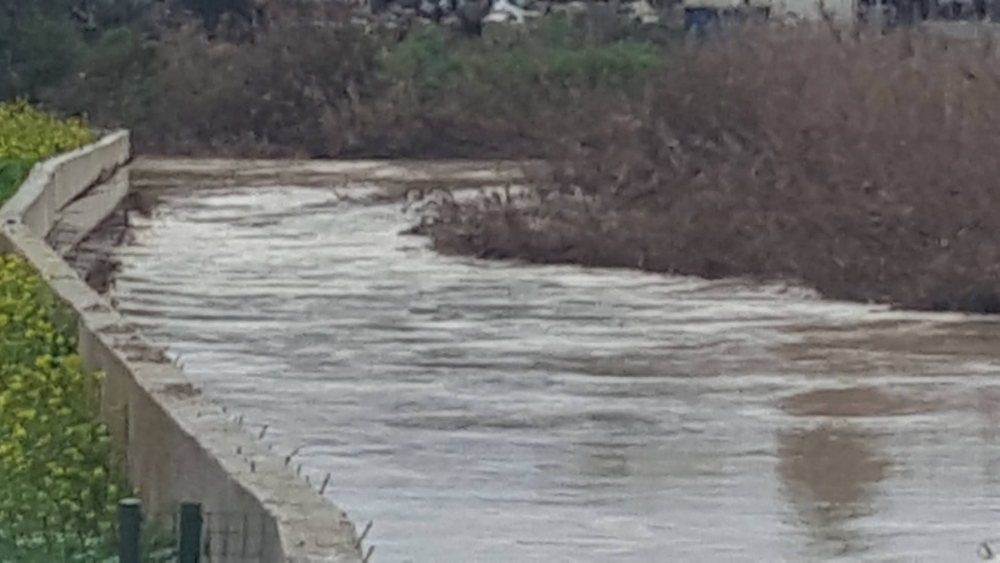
(1, 500, 276, 563)
(123, 500, 276, 563)
(202, 511, 271, 562)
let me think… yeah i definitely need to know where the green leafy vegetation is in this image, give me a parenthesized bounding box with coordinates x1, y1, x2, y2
(0, 159, 34, 205)
(0, 0, 153, 101)
(0, 100, 93, 161)
(384, 19, 663, 102)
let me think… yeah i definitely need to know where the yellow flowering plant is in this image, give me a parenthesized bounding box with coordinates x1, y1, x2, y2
(0, 244, 123, 559)
(0, 101, 93, 205)
(0, 100, 92, 161)
(0, 103, 174, 562)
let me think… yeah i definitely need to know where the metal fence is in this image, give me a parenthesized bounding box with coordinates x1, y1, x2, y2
(4, 498, 377, 563)
(120, 499, 273, 563)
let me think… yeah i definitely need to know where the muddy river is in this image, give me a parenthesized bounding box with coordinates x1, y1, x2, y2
(110, 182, 1000, 562)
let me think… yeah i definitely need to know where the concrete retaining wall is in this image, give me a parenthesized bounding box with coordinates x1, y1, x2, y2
(0, 132, 364, 563)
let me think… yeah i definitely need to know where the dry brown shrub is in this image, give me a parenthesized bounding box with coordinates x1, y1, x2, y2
(422, 24, 1000, 313)
(125, 0, 395, 157)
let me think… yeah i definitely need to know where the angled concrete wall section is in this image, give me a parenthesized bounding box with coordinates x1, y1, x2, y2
(0, 132, 364, 563)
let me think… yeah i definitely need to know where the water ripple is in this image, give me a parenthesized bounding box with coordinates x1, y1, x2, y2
(113, 185, 1000, 563)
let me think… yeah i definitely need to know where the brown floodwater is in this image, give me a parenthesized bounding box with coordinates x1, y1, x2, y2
(110, 182, 1000, 563)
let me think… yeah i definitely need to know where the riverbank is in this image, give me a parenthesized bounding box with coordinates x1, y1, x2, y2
(11, 2, 1000, 314)
(414, 25, 1000, 314)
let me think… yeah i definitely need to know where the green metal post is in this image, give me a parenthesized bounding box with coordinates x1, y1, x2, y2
(179, 502, 203, 563)
(118, 498, 142, 563)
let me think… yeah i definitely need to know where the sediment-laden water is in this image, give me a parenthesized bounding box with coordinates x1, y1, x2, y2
(111, 183, 1000, 563)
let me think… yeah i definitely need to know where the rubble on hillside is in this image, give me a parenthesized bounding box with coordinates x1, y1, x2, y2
(366, 0, 669, 29)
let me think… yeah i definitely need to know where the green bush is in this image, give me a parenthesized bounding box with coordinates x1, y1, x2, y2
(0, 1, 81, 100)
(4, 16, 83, 100)
(46, 27, 157, 127)
(374, 17, 668, 157)
(0, 0, 153, 103)
(0, 100, 93, 161)
(384, 18, 665, 102)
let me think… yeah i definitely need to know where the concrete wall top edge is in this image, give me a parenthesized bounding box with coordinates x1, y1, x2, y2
(0, 132, 364, 563)
(1, 131, 130, 220)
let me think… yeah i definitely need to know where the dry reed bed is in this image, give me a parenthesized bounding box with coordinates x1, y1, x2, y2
(417, 24, 1000, 313)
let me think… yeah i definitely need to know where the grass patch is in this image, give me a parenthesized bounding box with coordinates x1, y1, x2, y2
(0, 159, 34, 205)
